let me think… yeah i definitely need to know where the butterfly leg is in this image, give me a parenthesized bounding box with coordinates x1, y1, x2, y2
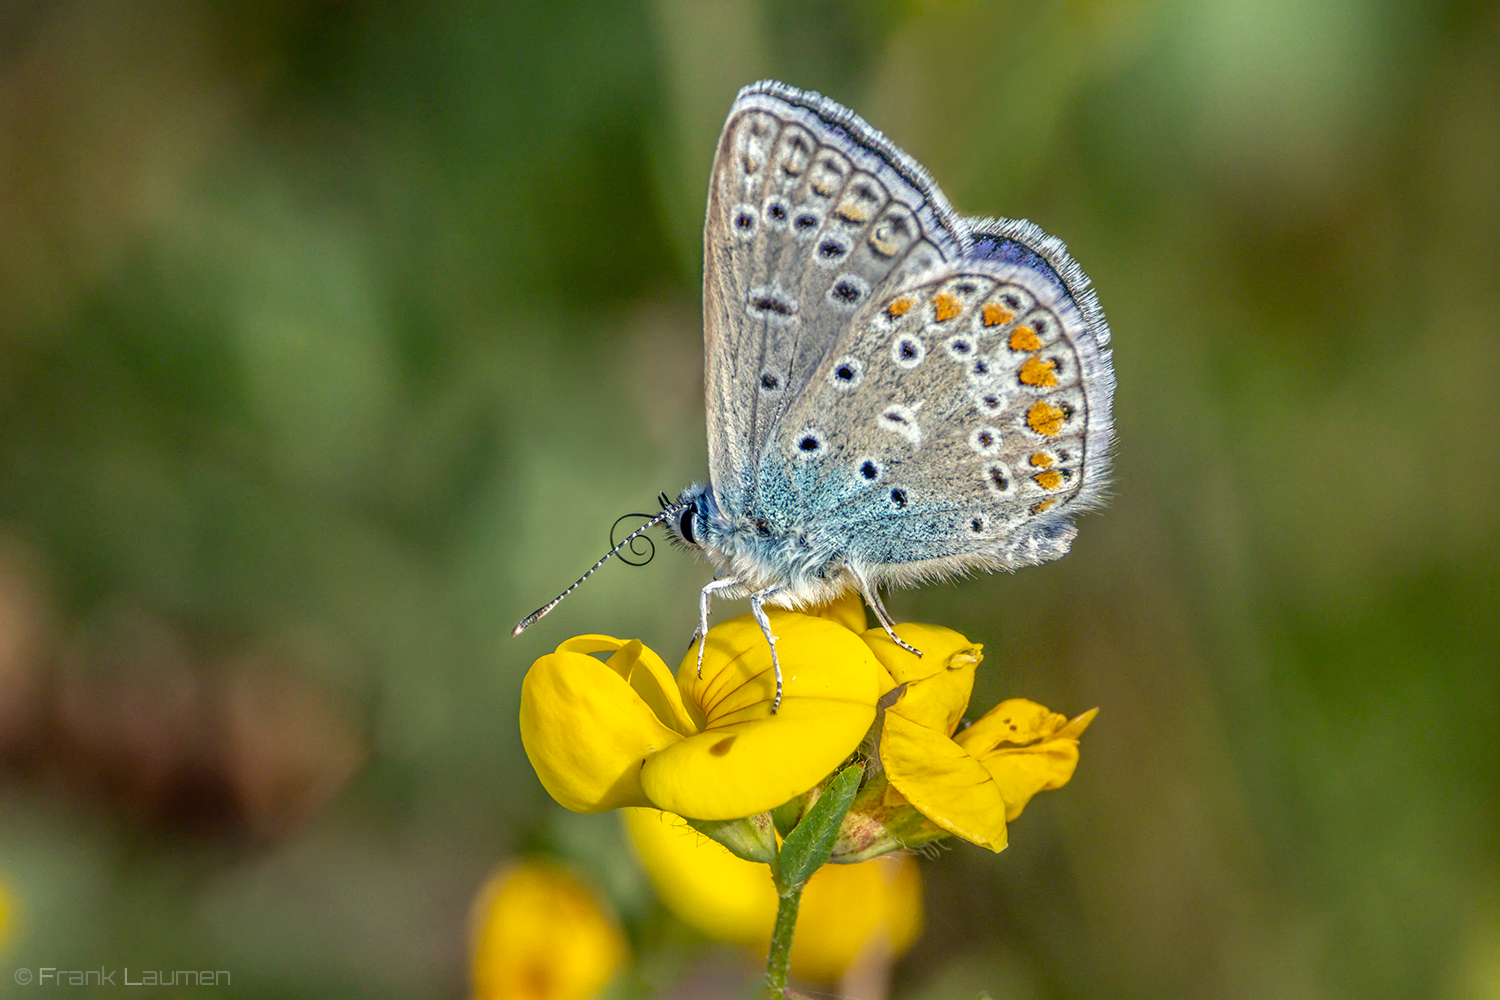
(748, 585, 786, 713)
(693, 577, 741, 677)
(852, 573, 923, 657)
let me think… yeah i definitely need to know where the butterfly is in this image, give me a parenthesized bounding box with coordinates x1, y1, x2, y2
(516, 81, 1115, 709)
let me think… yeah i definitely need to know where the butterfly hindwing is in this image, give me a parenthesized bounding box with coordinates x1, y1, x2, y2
(770, 249, 1114, 580)
(703, 82, 967, 516)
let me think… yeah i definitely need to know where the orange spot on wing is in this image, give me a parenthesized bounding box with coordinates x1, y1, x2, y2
(888, 297, 913, 317)
(1026, 401, 1066, 436)
(983, 304, 1013, 327)
(836, 202, 870, 223)
(1030, 499, 1057, 514)
(1033, 470, 1063, 490)
(932, 293, 961, 321)
(1019, 356, 1059, 387)
(1029, 452, 1053, 468)
(1009, 326, 1042, 351)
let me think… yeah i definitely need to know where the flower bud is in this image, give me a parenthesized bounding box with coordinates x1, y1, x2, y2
(829, 774, 948, 863)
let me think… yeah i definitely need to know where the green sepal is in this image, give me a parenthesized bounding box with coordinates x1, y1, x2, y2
(828, 773, 949, 863)
(684, 812, 778, 866)
(770, 795, 806, 839)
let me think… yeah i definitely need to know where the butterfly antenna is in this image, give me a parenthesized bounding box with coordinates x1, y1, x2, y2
(511, 504, 688, 637)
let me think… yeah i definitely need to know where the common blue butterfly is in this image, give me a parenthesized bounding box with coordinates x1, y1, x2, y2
(516, 82, 1115, 709)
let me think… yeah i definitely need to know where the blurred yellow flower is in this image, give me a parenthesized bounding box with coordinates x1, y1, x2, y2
(469, 860, 627, 1000)
(623, 807, 922, 985)
(0, 874, 13, 950)
(866, 627, 1095, 852)
(519, 609, 881, 820)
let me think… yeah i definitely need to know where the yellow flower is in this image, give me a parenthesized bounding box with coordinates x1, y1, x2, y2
(519, 609, 881, 820)
(0, 874, 13, 951)
(623, 807, 922, 985)
(469, 860, 627, 1000)
(865, 625, 1096, 852)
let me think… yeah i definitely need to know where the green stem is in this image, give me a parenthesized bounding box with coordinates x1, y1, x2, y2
(760, 762, 864, 998)
(763, 884, 804, 998)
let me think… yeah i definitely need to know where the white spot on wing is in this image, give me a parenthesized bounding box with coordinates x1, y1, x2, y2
(969, 426, 1003, 457)
(792, 428, 827, 459)
(828, 356, 865, 390)
(891, 335, 925, 369)
(878, 403, 922, 447)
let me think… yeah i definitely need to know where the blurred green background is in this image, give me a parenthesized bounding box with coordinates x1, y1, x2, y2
(0, 0, 1496, 997)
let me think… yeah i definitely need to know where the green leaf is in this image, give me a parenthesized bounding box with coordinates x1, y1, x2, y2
(774, 762, 864, 893)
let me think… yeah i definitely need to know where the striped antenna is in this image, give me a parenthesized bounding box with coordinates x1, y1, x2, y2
(511, 504, 687, 637)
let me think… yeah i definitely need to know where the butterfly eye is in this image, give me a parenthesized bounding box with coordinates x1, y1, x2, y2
(679, 508, 698, 546)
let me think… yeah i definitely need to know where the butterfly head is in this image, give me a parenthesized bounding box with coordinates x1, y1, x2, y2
(663, 483, 720, 553)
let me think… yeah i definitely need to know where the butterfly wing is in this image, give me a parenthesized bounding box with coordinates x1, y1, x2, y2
(703, 81, 968, 517)
(770, 222, 1115, 580)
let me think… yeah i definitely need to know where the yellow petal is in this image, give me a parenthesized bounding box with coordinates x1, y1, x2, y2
(622, 807, 778, 942)
(786, 852, 923, 984)
(878, 711, 1008, 852)
(683, 609, 882, 723)
(956, 697, 1069, 748)
(0, 874, 13, 947)
(520, 643, 684, 813)
(559, 635, 696, 735)
(644, 610, 881, 820)
(470, 860, 627, 1000)
(805, 590, 869, 633)
(956, 701, 1096, 821)
(862, 624, 981, 734)
(622, 809, 923, 985)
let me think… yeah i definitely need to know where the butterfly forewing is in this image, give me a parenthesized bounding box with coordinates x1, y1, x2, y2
(703, 83, 967, 516)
